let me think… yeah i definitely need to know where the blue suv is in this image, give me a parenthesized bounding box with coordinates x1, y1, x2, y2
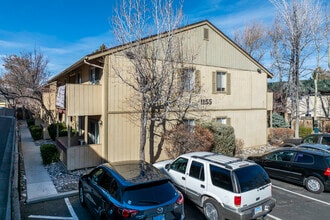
(79, 160, 184, 219)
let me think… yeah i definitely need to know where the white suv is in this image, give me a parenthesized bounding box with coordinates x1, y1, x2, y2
(154, 152, 276, 220)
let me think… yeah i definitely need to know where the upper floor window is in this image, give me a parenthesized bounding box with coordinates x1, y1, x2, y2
(180, 68, 201, 93)
(77, 72, 82, 84)
(213, 71, 230, 94)
(182, 68, 195, 91)
(90, 67, 101, 84)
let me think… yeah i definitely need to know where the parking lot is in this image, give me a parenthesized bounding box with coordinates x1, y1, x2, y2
(21, 178, 330, 220)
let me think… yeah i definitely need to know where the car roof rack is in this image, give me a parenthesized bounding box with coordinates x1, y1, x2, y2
(191, 154, 245, 169)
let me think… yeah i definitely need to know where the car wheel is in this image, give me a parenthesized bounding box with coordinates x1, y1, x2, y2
(79, 183, 86, 207)
(305, 176, 324, 194)
(203, 198, 221, 220)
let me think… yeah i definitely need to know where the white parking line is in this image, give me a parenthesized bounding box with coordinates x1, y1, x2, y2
(28, 216, 73, 220)
(64, 198, 79, 220)
(267, 214, 283, 220)
(273, 185, 330, 206)
(28, 198, 79, 220)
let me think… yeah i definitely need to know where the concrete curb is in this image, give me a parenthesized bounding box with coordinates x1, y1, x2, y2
(26, 190, 78, 204)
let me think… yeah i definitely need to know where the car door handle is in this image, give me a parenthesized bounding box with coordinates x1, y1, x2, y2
(182, 176, 185, 180)
(201, 184, 205, 188)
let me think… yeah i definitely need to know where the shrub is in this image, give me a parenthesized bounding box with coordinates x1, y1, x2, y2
(268, 128, 294, 146)
(26, 118, 35, 127)
(47, 123, 66, 141)
(165, 124, 214, 158)
(299, 126, 312, 138)
(202, 122, 236, 156)
(29, 125, 43, 140)
(40, 144, 59, 165)
(272, 112, 288, 128)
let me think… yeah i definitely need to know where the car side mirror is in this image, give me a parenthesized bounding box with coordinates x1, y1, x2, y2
(165, 163, 171, 170)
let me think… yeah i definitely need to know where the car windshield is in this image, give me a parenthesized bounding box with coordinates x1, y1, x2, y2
(122, 180, 176, 206)
(234, 165, 271, 193)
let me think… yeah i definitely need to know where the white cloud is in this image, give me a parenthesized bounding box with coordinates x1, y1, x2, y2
(0, 29, 114, 77)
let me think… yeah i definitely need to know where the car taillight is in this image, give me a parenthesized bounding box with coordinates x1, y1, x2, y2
(324, 168, 330, 176)
(115, 206, 138, 218)
(234, 196, 241, 206)
(176, 192, 184, 205)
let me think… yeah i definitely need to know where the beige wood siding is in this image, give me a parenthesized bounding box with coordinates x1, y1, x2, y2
(267, 92, 273, 111)
(181, 24, 261, 72)
(66, 144, 102, 170)
(66, 84, 102, 116)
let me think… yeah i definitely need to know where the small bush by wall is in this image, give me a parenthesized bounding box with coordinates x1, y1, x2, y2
(47, 123, 66, 141)
(48, 123, 77, 140)
(202, 122, 236, 156)
(268, 128, 294, 146)
(29, 125, 43, 140)
(165, 124, 214, 158)
(40, 144, 59, 165)
(27, 119, 35, 127)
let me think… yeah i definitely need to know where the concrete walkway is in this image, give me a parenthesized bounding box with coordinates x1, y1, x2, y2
(20, 121, 58, 203)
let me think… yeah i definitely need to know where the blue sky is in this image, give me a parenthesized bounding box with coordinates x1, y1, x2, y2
(0, 0, 275, 76)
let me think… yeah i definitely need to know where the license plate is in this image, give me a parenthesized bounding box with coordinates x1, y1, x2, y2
(254, 205, 262, 214)
(153, 214, 165, 220)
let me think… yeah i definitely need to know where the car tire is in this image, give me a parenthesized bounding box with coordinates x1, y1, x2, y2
(203, 198, 221, 220)
(79, 183, 86, 207)
(305, 176, 324, 194)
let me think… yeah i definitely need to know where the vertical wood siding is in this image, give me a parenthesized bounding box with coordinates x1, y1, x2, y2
(66, 84, 102, 116)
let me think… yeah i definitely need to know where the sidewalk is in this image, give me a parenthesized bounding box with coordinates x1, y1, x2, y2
(20, 121, 76, 204)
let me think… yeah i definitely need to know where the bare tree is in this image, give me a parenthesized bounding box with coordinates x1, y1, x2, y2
(269, 0, 329, 137)
(0, 49, 54, 121)
(111, 0, 199, 162)
(233, 21, 268, 62)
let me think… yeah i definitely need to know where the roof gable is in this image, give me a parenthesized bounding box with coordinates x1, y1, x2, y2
(49, 20, 272, 82)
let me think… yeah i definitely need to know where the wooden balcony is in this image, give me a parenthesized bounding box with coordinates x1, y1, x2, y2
(56, 136, 103, 171)
(66, 84, 102, 116)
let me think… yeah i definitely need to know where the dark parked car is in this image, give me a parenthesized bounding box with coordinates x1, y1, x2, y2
(248, 147, 330, 193)
(297, 143, 330, 153)
(281, 133, 330, 147)
(79, 160, 184, 220)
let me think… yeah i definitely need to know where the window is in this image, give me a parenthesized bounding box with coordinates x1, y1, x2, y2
(88, 121, 99, 144)
(77, 72, 82, 84)
(183, 119, 195, 132)
(213, 71, 230, 94)
(189, 161, 205, 181)
(265, 151, 295, 162)
(170, 157, 188, 174)
(321, 137, 330, 145)
(294, 153, 314, 164)
(182, 68, 195, 91)
(216, 117, 227, 125)
(234, 165, 270, 193)
(90, 168, 104, 183)
(303, 136, 318, 144)
(90, 67, 101, 84)
(216, 72, 226, 92)
(210, 165, 233, 192)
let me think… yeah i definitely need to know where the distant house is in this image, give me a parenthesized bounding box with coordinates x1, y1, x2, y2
(43, 20, 273, 170)
(269, 79, 330, 131)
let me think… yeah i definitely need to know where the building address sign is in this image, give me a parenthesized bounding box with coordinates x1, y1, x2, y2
(200, 99, 212, 105)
